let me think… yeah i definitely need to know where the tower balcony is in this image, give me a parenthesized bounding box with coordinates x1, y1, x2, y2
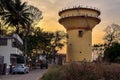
(58, 6, 101, 30)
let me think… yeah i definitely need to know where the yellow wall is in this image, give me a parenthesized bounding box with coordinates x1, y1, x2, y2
(60, 17, 100, 30)
(67, 29, 92, 62)
(59, 7, 100, 62)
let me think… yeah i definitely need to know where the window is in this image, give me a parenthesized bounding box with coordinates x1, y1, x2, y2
(12, 41, 23, 51)
(78, 30, 83, 37)
(0, 56, 4, 64)
(12, 42, 16, 47)
(0, 39, 7, 46)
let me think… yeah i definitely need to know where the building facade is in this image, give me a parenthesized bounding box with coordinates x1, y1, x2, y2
(0, 34, 24, 71)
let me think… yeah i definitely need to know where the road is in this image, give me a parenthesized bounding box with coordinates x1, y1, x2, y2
(0, 69, 47, 80)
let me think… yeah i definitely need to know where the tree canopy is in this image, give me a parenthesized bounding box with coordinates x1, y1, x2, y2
(103, 24, 120, 48)
(26, 27, 66, 63)
(0, 0, 42, 35)
(103, 23, 120, 63)
(103, 42, 120, 62)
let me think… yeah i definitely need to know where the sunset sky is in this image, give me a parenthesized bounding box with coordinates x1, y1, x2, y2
(22, 0, 120, 53)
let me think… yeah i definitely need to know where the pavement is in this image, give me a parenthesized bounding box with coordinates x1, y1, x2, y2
(0, 68, 47, 80)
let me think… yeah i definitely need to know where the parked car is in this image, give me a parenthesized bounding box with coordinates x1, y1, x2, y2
(12, 64, 29, 74)
(40, 60, 48, 69)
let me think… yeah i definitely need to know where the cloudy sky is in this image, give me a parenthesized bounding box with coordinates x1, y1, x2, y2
(22, 0, 120, 53)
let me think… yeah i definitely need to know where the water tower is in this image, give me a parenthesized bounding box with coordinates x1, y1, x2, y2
(58, 6, 101, 62)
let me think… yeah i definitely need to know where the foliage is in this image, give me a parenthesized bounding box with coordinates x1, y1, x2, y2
(102, 23, 120, 63)
(41, 62, 120, 80)
(0, 0, 43, 63)
(103, 24, 120, 48)
(0, 0, 42, 35)
(0, 0, 32, 34)
(103, 42, 120, 62)
(0, 22, 7, 37)
(0, 0, 10, 12)
(28, 5, 43, 22)
(26, 27, 66, 63)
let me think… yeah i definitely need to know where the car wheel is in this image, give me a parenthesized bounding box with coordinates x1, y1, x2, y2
(27, 69, 29, 73)
(24, 69, 27, 74)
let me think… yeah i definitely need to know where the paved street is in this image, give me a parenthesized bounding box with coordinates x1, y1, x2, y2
(0, 69, 47, 80)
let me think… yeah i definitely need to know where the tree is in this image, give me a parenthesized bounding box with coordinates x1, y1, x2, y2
(103, 42, 120, 62)
(0, 0, 43, 64)
(0, 22, 7, 37)
(0, 0, 10, 35)
(50, 31, 66, 54)
(20, 5, 43, 38)
(26, 27, 45, 63)
(28, 5, 43, 23)
(0, 0, 9, 12)
(16, 4, 43, 62)
(26, 28, 66, 64)
(0, 0, 5, 11)
(1, 0, 33, 34)
(42, 31, 66, 63)
(103, 24, 120, 63)
(103, 24, 120, 48)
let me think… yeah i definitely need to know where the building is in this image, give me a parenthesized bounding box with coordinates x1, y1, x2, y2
(0, 34, 24, 73)
(92, 46, 104, 62)
(58, 6, 101, 62)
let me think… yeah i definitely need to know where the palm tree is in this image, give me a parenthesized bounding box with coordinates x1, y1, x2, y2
(1, 0, 33, 34)
(0, 0, 8, 11)
(0, 0, 4, 11)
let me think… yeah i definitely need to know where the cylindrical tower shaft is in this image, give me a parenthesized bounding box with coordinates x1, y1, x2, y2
(67, 29, 92, 62)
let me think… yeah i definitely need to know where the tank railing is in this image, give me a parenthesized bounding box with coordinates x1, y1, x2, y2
(59, 13, 101, 20)
(60, 13, 100, 18)
(59, 5, 100, 13)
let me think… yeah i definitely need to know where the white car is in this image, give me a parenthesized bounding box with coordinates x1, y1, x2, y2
(12, 64, 29, 74)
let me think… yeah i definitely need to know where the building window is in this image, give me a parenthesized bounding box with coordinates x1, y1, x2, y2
(12, 42, 16, 47)
(12, 41, 23, 51)
(78, 30, 83, 37)
(0, 56, 4, 64)
(0, 39, 7, 46)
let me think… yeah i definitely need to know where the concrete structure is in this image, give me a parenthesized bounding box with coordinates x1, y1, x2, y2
(0, 34, 24, 69)
(59, 6, 101, 62)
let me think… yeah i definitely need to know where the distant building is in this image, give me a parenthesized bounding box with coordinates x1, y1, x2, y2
(92, 46, 104, 62)
(56, 53, 66, 65)
(0, 34, 24, 73)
